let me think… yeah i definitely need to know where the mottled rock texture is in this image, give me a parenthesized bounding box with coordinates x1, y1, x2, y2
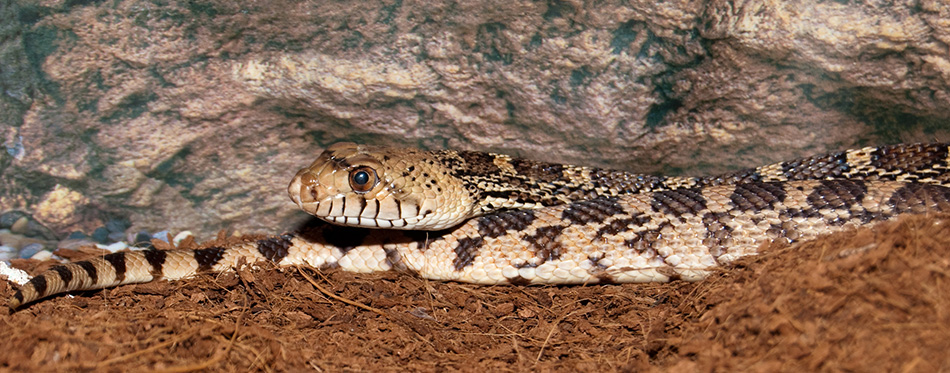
(1, 0, 949, 237)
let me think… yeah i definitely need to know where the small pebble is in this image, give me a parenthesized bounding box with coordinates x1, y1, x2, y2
(133, 231, 153, 248)
(19, 243, 45, 259)
(134, 231, 151, 242)
(91, 227, 110, 243)
(57, 238, 96, 251)
(152, 230, 170, 242)
(0, 244, 17, 261)
(67, 231, 88, 240)
(30, 250, 53, 261)
(10, 217, 29, 235)
(25, 220, 58, 240)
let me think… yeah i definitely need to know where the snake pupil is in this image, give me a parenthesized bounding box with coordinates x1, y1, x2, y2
(354, 171, 369, 185)
(349, 166, 377, 193)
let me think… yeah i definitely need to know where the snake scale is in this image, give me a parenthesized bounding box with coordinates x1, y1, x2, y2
(9, 142, 950, 309)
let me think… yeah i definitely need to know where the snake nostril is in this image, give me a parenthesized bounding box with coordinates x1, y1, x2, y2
(309, 188, 318, 200)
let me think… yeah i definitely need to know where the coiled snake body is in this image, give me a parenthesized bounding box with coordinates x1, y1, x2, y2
(9, 143, 950, 308)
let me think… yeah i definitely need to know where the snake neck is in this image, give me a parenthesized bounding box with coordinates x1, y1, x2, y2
(443, 149, 685, 213)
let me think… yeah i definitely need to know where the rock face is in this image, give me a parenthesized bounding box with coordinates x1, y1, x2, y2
(1, 0, 949, 238)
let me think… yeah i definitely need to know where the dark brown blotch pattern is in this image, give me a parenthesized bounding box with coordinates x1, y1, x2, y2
(780, 151, 850, 180)
(257, 234, 294, 263)
(562, 197, 625, 225)
(453, 151, 504, 177)
(729, 182, 787, 211)
(30, 275, 48, 299)
(509, 158, 565, 184)
(78, 261, 99, 284)
(870, 143, 949, 174)
(650, 189, 707, 218)
(806, 180, 867, 209)
(888, 182, 950, 214)
(706, 169, 760, 185)
(103, 252, 128, 282)
(476, 210, 536, 238)
(453, 236, 485, 271)
(51, 266, 74, 288)
(144, 249, 167, 278)
(194, 247, 226, 272)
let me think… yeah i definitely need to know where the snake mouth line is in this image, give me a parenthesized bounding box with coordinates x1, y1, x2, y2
(322, 215, 409, 228)
(296, 195, 411, 228)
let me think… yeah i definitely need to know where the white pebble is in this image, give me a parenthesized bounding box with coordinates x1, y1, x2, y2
(30, 250, 53, 261)
(97, 241, 128, 253)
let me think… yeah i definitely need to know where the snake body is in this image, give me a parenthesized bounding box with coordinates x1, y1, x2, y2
(9, 143, 950, 308)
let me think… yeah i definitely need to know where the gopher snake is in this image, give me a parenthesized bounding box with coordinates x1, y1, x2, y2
(9, 143, 950, 308)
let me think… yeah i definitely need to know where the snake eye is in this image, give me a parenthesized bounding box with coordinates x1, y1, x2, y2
(348, 166, 378, 193)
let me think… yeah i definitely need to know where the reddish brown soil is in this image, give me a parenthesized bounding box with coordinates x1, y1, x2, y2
(3, 214, 950, 372)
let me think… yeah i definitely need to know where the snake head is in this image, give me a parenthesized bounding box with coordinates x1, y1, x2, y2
(288, 142, 476, 230)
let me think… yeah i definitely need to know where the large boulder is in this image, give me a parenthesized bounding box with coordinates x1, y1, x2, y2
(2, 0, 949, 237)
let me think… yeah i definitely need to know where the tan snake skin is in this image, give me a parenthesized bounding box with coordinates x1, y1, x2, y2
(9, 143, 950, 309)
(289, 142, 950, 230)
